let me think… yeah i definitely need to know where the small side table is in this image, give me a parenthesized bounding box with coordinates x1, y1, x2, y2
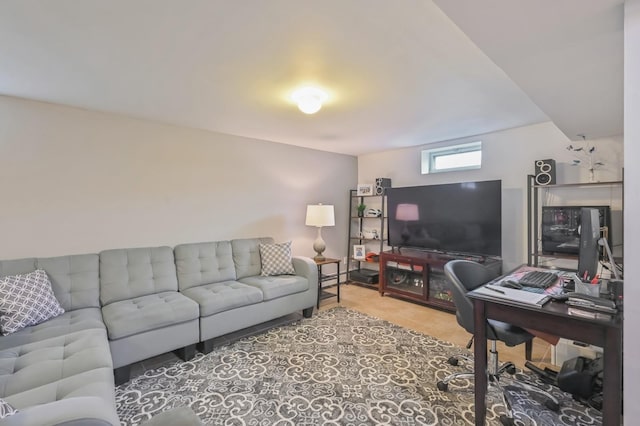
(315, 258, 341, 308)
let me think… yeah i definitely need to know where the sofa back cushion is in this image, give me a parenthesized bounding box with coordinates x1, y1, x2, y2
(174, 241, 236, 291)
(99, 247, 178, 305)
(0, 254, 100, 311)
(36, 255, 100, 311)
(231, 237, 274, 279)
(0, 258, 37, 278)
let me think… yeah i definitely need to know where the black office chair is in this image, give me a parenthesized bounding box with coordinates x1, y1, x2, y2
(437, 260, 559, 425)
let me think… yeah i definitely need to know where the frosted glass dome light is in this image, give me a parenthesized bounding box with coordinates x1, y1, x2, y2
(291, 87, 328, 114)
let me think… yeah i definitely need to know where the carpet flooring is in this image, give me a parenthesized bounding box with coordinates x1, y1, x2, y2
(115, 307, 602, 425)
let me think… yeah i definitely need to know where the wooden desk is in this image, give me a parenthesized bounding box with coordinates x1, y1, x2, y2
(315, 258, 341, 308)
(469, 292, 622, 425)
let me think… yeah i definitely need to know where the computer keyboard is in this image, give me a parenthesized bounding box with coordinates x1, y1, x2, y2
(518, 271, 559, 289)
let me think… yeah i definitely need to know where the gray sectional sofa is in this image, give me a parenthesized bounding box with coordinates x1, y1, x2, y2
(0, 237, 317, 425)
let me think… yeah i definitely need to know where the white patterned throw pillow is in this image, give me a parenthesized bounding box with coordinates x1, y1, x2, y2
(0, 269, 65, 335)
(259, 241, 296, 276)
(0, 398, 17, 419)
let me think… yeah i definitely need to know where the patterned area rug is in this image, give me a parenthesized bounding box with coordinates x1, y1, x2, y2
(115, 307, 602, 425)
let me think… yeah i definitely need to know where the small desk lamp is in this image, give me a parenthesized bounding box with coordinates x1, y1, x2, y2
(305, 204, 335, 261)
(395, 203, 419, 245)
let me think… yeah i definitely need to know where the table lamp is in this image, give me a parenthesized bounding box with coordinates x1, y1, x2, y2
(305, 204, 335, 261)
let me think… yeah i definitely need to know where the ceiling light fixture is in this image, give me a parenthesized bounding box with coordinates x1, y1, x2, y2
(291, 87, 328, 114)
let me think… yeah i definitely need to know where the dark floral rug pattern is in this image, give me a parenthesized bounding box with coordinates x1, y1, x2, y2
(115, 307, 602, 425)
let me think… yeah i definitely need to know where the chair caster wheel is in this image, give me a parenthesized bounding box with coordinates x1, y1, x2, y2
(447, 356, 459, 366)
(545, 399, 560, 412)
(499, 415, 515, 425)
(506, 365, 516, 375)
(437, 381, 448, 391)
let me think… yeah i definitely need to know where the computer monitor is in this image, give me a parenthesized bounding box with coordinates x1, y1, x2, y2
(577, 207, 601, 280)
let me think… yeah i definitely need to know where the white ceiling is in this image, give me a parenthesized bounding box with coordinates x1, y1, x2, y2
(434, 0, 624, 143)
(0, 1, 623, 156)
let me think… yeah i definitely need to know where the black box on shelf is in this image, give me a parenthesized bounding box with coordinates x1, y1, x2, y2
(350, 269, 379, 284)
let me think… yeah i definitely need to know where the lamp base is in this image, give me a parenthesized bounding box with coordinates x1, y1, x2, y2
(312, 228, 327, 263)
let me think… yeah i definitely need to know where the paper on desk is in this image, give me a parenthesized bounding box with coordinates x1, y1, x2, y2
(472, 285, 550, 306)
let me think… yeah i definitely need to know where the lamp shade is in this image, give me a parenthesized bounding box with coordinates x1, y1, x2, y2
(395, 203, 419, 221)
(305, 204, 335, 227)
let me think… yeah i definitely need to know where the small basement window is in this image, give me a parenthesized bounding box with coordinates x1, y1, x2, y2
(421, 141, 482, 174)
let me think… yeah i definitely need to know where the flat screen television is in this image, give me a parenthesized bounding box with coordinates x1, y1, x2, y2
(386, 180, 502, 257)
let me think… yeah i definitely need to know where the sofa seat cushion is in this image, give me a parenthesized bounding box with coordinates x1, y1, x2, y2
(0, 308, 104, 351)
(181, 281, 263, 317)
(0, 329, 112, 397)
(238, 275, 309, 301)
(3, 370, 117, 424)
(101, 291, 199, 340)
(1, 395, 119, 426)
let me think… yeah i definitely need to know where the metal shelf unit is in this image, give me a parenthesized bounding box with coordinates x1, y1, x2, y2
(346, 189, 386, 286)
(526, 176, 624, 268)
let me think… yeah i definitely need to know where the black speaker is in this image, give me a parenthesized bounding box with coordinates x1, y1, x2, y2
(534, 159, 556, 185)
(375, 178, 391, 195)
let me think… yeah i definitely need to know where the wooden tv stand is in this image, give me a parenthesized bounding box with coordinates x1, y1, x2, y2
(379, 249, 501, 311)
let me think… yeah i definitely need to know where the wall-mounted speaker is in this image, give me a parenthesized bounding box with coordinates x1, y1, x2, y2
(375, 178, 392, 195)
(534, 159, 556, 186)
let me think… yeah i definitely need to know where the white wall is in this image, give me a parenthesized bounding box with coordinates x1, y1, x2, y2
(358, 121, 624, 271)
(624, 1, 639, 422)
(0, 96, 356, 262)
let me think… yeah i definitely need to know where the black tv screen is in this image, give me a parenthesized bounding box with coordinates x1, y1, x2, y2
(386, 180, 502, 257)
